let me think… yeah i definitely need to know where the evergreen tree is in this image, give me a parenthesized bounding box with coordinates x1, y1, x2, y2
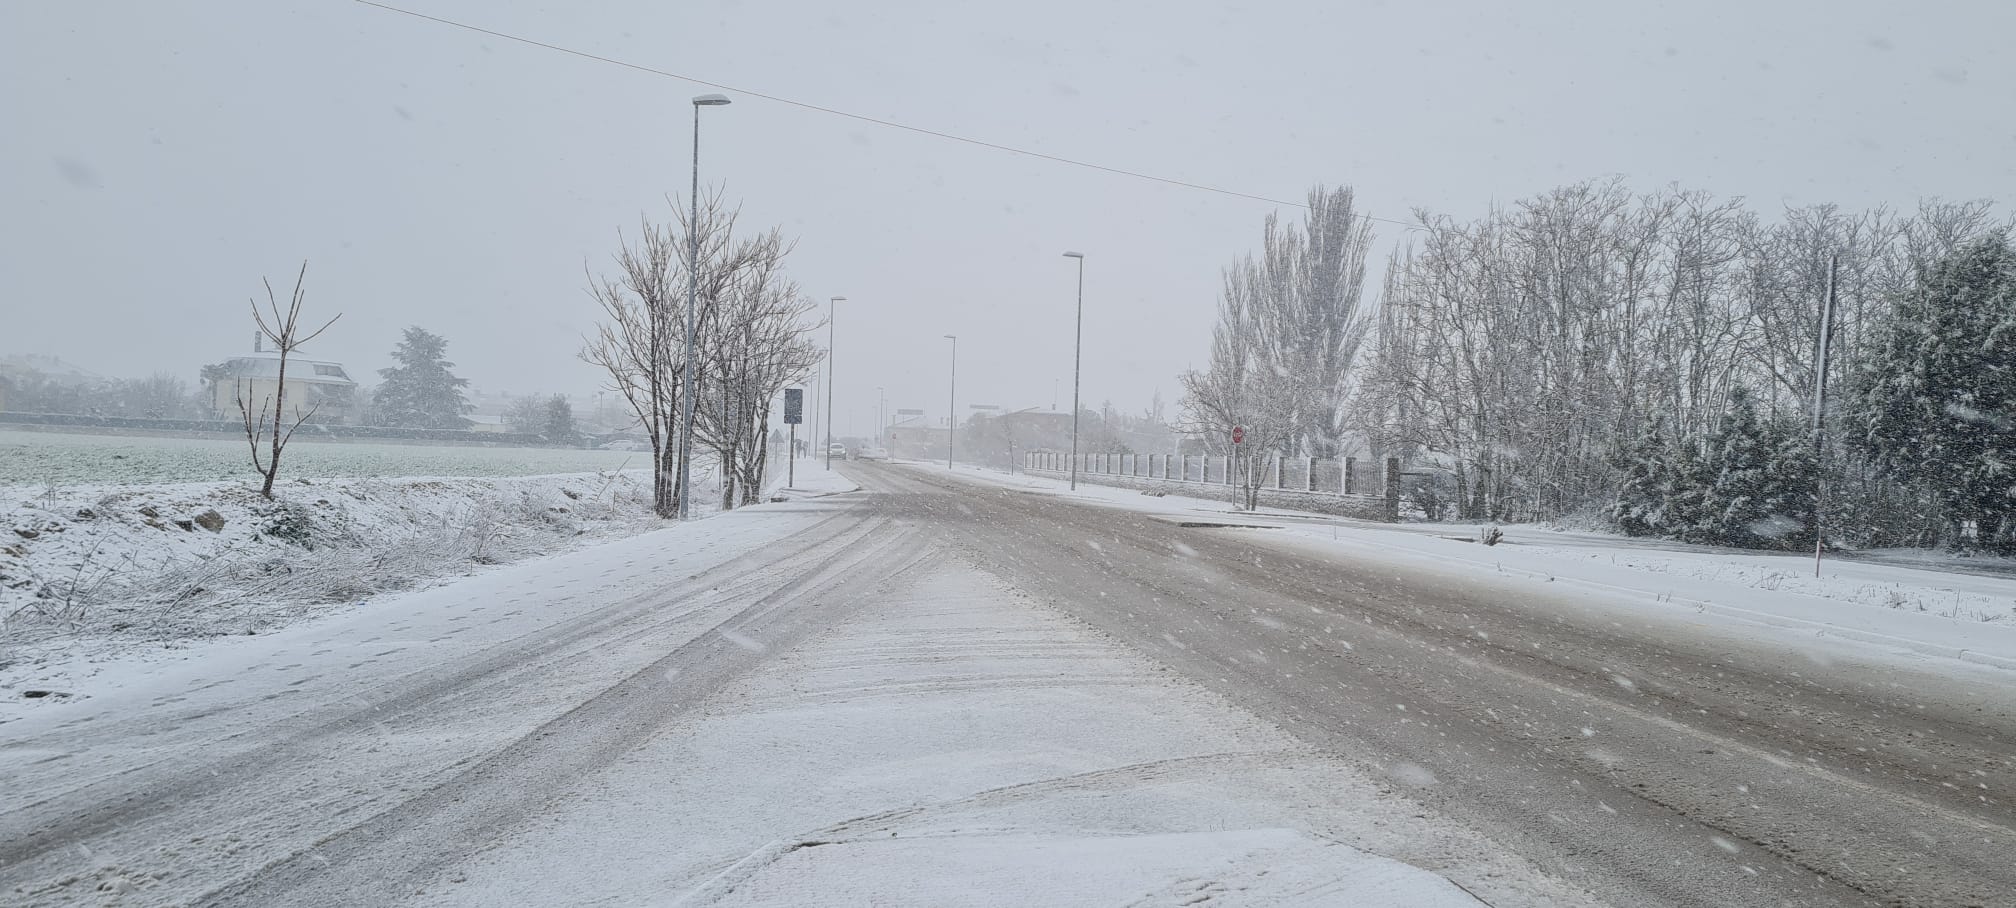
(1662, 439, 1716, 546)
(1857, 232, 2016, 552)
(1609, 428, 1670, 537)
(1692, 388, 1815, 550)
(372, 326, 473, 429)
(541, 394, 576, 443)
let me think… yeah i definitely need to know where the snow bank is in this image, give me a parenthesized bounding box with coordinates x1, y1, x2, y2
(1, 471, 658, 667)
(1, 455, 858, 690)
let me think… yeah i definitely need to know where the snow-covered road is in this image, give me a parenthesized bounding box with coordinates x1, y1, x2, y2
(1, 473, 1581, 907)
(5, 460, 2012, 906)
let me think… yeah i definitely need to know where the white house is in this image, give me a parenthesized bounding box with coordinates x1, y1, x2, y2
(205, 351, 357, 424)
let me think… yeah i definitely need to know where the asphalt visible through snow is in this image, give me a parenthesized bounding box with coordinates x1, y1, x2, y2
(856, 463, 2016, 908)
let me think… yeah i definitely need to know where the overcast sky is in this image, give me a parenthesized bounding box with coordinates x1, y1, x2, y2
(4, 0, 2012, 434)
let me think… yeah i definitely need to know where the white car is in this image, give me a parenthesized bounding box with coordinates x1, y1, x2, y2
(599, 440, 647, 452)
(827, 443, 848, 459)
(856, 446, 890, 461)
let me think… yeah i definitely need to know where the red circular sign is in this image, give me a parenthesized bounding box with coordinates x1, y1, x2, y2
(1232, 426, 1245, 444)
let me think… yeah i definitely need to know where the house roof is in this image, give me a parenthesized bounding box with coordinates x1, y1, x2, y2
(0, 354, 104, 386)
(218, 354, 356, 385)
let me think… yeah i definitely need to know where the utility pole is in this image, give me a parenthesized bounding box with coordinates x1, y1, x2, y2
(825, 296, 845, 469)
(1812, 253, 1838, 578)
(1063, 251, 1085, 490)
(943, 335, 957, 469)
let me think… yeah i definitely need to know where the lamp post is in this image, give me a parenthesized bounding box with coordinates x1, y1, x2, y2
(825, 296, 845, 469)
(677, 92, 732, 520)
(1063, 251, 1085, 490)
(875, 385, 886, 451)
(943, 335, 957, 469)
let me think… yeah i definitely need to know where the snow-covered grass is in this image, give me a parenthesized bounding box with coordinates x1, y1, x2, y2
(920, 462, 2016, 673)
(3, 471, 653, 650)
(1, 454, 856, 686)
(0, 427, 648, 486)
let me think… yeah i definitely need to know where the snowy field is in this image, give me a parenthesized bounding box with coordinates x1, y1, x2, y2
(0, 428, 646, 487)
(924, 462, 2016, 672)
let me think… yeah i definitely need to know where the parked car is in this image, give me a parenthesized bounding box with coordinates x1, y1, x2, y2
(856, 446, 891, 461)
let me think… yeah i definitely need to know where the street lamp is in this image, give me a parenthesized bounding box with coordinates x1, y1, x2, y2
(875, 385, 885, 451)
(677, 92, 732, 520)
(825, 296, 846, 470)
(1063, 251, 1085, 490)
(943, 334, 957, 470)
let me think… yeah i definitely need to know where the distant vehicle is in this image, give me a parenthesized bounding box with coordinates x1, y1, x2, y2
(600, 440, 647, 452)
(827, 443, 848, 459)
(856, 446, 890, 461)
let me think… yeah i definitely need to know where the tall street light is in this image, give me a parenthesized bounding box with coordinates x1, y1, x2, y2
(825, 296, 846, 470)
(677, 92, 732, 520)
(1063, 251, 1085, 490)
(943, 335, 957, 470)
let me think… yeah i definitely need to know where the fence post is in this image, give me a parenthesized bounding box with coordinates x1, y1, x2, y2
(1384, 456, 1401, 522)
(1307, 456, 1316, 492)
(1344, 456, 1356, 494)
(1273, 455, 1284, 489)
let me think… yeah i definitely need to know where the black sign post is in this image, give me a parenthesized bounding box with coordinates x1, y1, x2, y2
(783, 388, 804, 488)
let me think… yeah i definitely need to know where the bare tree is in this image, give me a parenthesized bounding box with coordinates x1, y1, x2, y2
(1180, 258, 1297, 510)
(692, 228, 821, 508)
(239, 262, 340, 499)
(585, 191, 819, 516)
(582, 217, 682, 516)
(1252, 185, 1376, 458)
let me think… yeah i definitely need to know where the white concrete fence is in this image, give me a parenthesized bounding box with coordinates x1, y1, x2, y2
(1024, 451, 1404, 522)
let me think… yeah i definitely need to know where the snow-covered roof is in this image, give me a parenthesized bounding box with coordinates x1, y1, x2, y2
(0, 354, 104, 386)
(217, 354, 355, 386)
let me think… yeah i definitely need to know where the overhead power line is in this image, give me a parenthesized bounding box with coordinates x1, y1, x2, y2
(351, 0, 1421, 230)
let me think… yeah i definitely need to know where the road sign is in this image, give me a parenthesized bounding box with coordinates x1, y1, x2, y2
(783, 388, 803, 425)
(1232, 425, 1245, 444)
